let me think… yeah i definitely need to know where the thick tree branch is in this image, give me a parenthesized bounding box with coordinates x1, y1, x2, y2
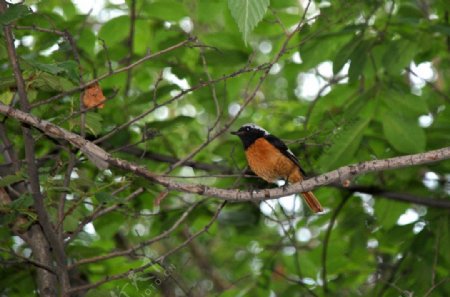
(1, 1, 71, 295)
(0, 103, 449, 206)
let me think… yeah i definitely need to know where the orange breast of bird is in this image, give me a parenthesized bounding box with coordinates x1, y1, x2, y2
(245, 138, 303, 183)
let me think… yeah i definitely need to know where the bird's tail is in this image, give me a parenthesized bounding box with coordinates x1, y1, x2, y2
(301, 191, 323, 213)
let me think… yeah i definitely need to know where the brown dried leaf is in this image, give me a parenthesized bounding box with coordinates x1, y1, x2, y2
(83, 83, 105, 109)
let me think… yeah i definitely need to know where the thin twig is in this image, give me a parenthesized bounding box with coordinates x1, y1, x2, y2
(124, 0, 137, 97)
(65, 187, 144, 244)
(69, 199, 206, 268)
(13, 25, 65, 35)
(99, 37, 113, 74)
(93, 63, 271, 144)
(57, 150, 76, 239)
(64, 30, 86, 138)
(0, 247, 56, 274)
(30, 38, 193, 109)
(197, 39, 222, 139)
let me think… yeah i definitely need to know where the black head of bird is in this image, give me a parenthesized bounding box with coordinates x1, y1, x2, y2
(230, 123, 269, 149)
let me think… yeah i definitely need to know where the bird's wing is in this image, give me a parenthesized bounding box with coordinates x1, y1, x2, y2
(265, 134, 307, 177)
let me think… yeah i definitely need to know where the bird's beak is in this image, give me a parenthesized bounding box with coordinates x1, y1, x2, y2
(230, 130, 240, 136)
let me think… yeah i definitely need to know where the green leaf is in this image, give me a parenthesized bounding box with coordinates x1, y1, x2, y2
(228, 0, 270, 45)
(374, 199, 407, 229)
(85, 112, 103, 136)
(11, 194, 34, 210)
(382, 40, 417, 74)
(0, 89, 14, 105)
(144, 1, 188, 21)
(348, 40, 370, 83)
(429, 23, 450, 36)
(0, 4, 32, 25)
(77, 28, 96, 56)
(382, 110, 426, 153)
(133, 20, 152, 55)
(0, 173, 24, 187)
(95, 192, 114, 204)
(333, 35, 362, 74)
(98, 15, 130, 45)
(318, 98, 375, 170)
(26, 61, 64, 74)
(0, 76, 16, 89)
(300, 33, 351, 70)
(57, 61, 79, 83)
(381, 88, 428, 116)
(24, 59, 79, 83)
(29, 71, 74, 92)
(317, 115, 372, 171)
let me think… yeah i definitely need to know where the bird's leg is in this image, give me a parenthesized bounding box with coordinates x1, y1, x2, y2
(282, 178, 289, 192)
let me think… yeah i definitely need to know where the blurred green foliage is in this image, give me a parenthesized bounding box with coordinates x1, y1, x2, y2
(0, 0, 449, 296)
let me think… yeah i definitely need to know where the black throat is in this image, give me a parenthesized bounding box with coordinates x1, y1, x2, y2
(239, 134, 265, 150)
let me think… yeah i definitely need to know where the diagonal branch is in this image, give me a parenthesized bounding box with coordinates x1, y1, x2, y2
(0, 102, 449, 205)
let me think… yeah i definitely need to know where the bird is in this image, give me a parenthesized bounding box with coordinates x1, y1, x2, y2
(231, 123, 323, 213)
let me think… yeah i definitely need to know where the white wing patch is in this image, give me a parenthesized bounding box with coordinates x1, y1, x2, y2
(287, 148, 295, 157)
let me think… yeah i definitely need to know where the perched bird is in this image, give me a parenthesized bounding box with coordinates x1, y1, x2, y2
(231, 123, 323, 213)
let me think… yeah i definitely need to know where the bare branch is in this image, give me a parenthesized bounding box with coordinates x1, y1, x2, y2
(0, 102, 449, 205)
